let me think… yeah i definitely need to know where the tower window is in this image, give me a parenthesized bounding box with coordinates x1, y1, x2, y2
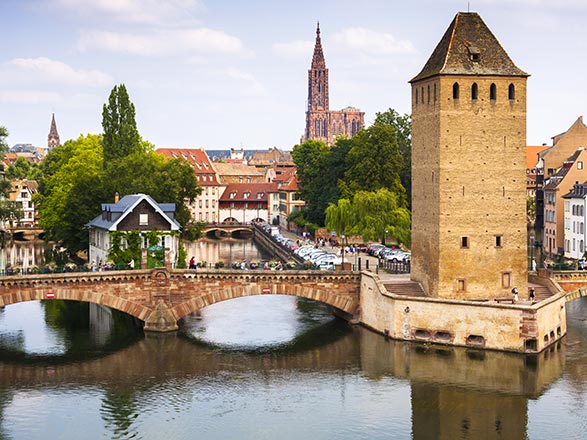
(427, 85, 430, 103)
(434, 83, 437, 102)
(508, 83, 515, 100)
(495, 235, 502, 248)
(461, 236, 469, 249)
(415, 89, 418, 105)
(453, 82, 460, 100)
(490, 83, 496, 101)
(421, 87, 424, 104)
(501, 272, 512, 288)
(471, 83, 478, 101)
(457, 279, 466, 292)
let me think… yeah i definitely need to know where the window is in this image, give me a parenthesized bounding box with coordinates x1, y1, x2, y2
(578, 161, 583, 170)
(490, 83, 496, 101)
(495, 235, 502, 248)
(139, 214, 148, 225)
(501, 272, 512, 288)
(457, 279, 466, 292)
(508, 83, 515, 100)
(471, 83, 478, 100)
(453, 82, 460, 100)
(461, 236, 469, 248)
(415, 88, 418, 105)
(161, 236, 166, 249)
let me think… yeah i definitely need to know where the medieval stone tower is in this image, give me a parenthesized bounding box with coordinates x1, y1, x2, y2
(410, 12, 529, 300)
(47, 113, 60, 149)
(303, 23, 364, 145)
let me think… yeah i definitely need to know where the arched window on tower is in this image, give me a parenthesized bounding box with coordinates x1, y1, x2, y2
(415, 89, 419, 105)
(509, 83, 515, 100)
(427, 85, 430, 104)
(434, 83, 437, 102)
(472, 83, 478, 101)
(453, 82, 460, 100)
(421, 87, 424, 104)
(315, 119, 320, 137)
(490, 83, 497, 101)
(323, 120, 328, 139)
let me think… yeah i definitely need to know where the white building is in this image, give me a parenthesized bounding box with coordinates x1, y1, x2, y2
(563, 181, 587, 260)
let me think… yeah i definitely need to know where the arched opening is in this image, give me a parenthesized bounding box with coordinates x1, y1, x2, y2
(471, 83, 478, 101)
(490, 83, 496, 101)
(453, 82, 460, 100)
(508, 83, 515, 100)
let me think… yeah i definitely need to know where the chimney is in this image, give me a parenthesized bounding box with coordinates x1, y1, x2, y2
(114, 192, 120, 203)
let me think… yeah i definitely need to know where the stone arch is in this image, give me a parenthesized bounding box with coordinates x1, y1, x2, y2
(171, 279, 359, 321)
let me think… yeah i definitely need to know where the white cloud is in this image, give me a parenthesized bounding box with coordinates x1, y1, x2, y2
(272, 40, 314, 58)
(52, 0, 203, 25)
(221, 67, 266, 97)
(332, 27, 417, 55)
(78, 28, 249, 57)
(0, 90, 63, 104)
(7, 57, 112, 86)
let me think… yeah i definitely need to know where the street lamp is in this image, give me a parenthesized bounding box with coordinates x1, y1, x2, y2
(341, 234, 345, 271)
(530, 231, 535, 271)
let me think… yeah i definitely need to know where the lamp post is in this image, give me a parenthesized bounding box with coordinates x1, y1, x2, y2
(530, 231, 535, 271)
(341, 234, 345, 271)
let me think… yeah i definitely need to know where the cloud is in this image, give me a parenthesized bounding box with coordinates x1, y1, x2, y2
(6, 57, 112, 86)
(221, 67, 266, 97)
(272, 40, 314, 58)
(52, 0, 203, 25)
(331, 27, 417, 55)
(0, 89, 63, 104)
(78, 28, 249, 57)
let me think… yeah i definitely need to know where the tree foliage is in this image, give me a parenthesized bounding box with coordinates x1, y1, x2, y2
(325, 198, 353, 237)
(102, 84, 142, 164)
(0, 126, 8, 155)
(373, 108, 412, 205)
(6, 157, 41, 180)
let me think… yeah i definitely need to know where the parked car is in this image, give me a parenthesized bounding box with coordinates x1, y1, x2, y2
(386, 251, 411, 263)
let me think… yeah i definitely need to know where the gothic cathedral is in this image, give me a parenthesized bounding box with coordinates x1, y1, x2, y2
(303, 23, 364, 145)
(48, 113, 60, 149)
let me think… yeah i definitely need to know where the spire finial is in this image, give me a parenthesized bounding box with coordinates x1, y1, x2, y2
(317, 21, 320, 35)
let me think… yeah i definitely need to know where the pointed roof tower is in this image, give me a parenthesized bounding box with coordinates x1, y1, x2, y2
(47, 113, 60, 149)
(311, 22, 326, 69)
(410, 12, 528, 83)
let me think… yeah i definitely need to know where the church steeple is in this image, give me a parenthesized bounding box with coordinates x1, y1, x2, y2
(47, 113, 60, 149)
(307, 21, 329, 112)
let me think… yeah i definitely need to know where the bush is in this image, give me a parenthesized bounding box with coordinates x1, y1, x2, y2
(197, 260, 207, 268)
(215, 260, 225, 269)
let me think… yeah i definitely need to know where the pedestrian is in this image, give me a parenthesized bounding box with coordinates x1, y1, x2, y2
(529, 288, 535, 302)
(531, 258, 537, 272)
(128, 258, 134, 269)
(189, 256, 196, 269)
(91, 259, 96, 272)
(511, 287, 519, 303)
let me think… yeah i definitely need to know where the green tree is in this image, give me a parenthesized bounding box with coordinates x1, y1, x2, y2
(0, 126, 8, 154)
(102, 84, 142, 164)
(342, 124, 406, 205)
(373, 108, 412, 204)
(6, 157, 41, 180)
(325, 198, 353, 237)
(37, 134, 107, 253)
(352, 188, 411, 246)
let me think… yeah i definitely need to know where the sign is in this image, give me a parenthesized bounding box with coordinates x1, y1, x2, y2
(46, 292, 55, 299)
(262, 287, 271, 293)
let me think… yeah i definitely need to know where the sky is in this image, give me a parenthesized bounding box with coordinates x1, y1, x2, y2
(1, 0, 587, 151)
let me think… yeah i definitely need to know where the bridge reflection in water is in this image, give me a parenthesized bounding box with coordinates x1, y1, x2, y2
(0, 318, 570, 440)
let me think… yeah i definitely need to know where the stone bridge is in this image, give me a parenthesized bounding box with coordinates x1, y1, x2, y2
(202, 223, 254, 238)
(0, 269, 360, 332)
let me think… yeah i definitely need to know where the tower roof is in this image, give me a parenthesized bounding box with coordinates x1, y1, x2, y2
(410, 12, 528, 83)
(47, 113, 60, 147)
(311, 22, 326, 69)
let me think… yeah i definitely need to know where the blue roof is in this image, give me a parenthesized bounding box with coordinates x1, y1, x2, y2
(86, 193, 180, 231)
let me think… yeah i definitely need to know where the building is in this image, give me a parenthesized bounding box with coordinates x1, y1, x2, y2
(218, 182, 278, 224)
(410, 12, 529, 300)
(542, 148, 587, 256)
(272, 168, 304, 229)
(8, 179, 38, 227)
(212, 162, 265, 185)
(47, 113, 60, 149)
(249, 147, 293, 168)
(302, 23, 364, 145)
(526, 145, 548, 197)
(86, 193, 180, 267)
(156, 148, 223, 223)
(562, 181, 587, 260)
(539, 117, 587, 178)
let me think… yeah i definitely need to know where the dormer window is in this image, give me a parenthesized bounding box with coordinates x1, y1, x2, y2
(243, 192, 251, 199)
(229, 192, 236, 199)
(468, 46, 480, 62)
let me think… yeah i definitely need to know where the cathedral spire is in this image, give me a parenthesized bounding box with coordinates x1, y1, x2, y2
(47, 113, 60, 149)
(311, 21, 326, 69)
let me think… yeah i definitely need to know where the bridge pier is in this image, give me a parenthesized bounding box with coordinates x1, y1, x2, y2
(143, 301, 179, 333)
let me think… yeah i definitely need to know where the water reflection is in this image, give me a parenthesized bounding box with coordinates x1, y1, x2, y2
(183, 237, 273, 266)
(0, 238, 45, 272)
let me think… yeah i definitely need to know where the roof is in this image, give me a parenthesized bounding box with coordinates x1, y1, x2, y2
(562, 180, 587, 199)
(526, 145, 549, 170)
(86, 193, 180, 231)
(411, 12, 528, 83)
(212, 162, 264, 177)
(249, 148, 293, 165)
(543, 149, 586, 190)
(156, 147, 220, 185)
(311, 22, 326, 69)
(219, 182, 278, 202)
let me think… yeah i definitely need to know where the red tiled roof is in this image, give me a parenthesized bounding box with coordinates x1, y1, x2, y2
(156, 148, 220, 185)
(526, 145, 548, 170)
(219, 182, 278, 202)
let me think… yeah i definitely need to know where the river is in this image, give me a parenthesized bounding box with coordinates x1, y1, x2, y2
(0, 238, 586, 439)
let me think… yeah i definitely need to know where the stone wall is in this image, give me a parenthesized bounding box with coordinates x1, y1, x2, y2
(360, 272, 566, 353)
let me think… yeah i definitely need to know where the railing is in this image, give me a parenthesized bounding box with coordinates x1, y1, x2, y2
(378, 259, 411, 274)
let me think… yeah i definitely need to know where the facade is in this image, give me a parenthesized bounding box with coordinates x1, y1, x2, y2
(86, 194, 180, 267)
(212, 162, 265, 184)
(526, 145, 548, 197)
(47, 113, 60, 149)
(249, 147, 293, 168)
(8, 179, 38, 227)
(562, 181, 587, 260)
(302, 24, 364, 145)
(542, 149, 587, 256)
(156, 148, 223, 223)
(539, 117, 587, 179)
(410, 12, 529, 300)
(218, 182, 278, 224)
(272, 168, 304, 229)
